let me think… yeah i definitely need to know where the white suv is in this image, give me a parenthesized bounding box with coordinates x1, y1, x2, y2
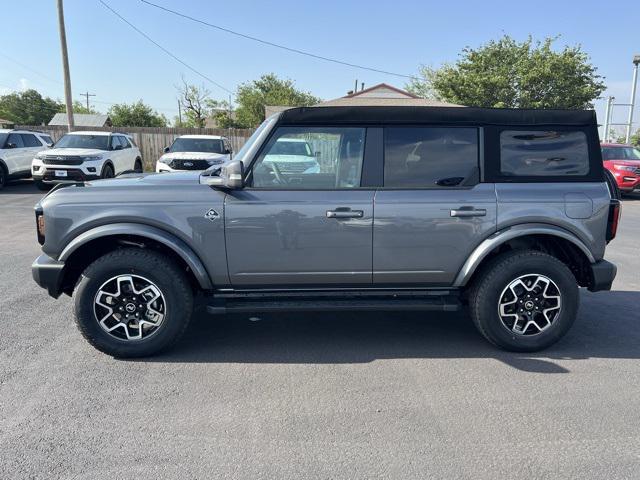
(32, 131, 142, 190)
(0, 129, 54, 189)
(156, 135, 231, 173)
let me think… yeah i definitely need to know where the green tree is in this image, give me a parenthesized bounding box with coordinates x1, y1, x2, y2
(0, 89, 62, 125)
(59, 101, 100, 115)
(407, 35, 605, 109)
(177, 79, 210, 128)
(108, 100, 167, 127)
(234, 74, 320, 128)
(629, 129, 640, 147)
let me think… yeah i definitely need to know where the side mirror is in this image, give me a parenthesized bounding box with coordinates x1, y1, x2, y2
(204, 160, 244, 189)
(224, 148, 232, 155)
(164, 146, 170, 153)
(314, 151, 321, 157)
(6, 143, 17, 149)
(113, 144, 123, 151)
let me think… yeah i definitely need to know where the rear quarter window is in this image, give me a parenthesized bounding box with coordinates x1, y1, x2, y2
(500, 130, 589, 177)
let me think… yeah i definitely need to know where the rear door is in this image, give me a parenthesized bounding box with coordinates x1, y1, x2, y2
(373, 126, 497, 286)
(3, 133, 26, 175)
(109, 135, 125, 173)
(20, 134, 45, 172)
(225, 126, 374, 286)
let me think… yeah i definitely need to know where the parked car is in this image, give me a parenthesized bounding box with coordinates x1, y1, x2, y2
(601, 142, 640, 194)
(32, 106, 619, 357)
(259, 137, 320, 177)
(0, 129, 53, 189)
(31, 131, 142, 190)
(156, 135, 231, 173)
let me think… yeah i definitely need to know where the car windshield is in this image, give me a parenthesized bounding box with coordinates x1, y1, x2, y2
(269, 140, 312, 156)
(170, 138, 224, 153)
(0, 133, 7, 147)
(55, 134, 110, 150)
(602, 146, 640, 161)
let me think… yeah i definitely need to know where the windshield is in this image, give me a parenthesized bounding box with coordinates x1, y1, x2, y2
(233, 116, 277, 164)
(602, 146, 640, 161)
(269, 140, 312, 156)
(0, 133, 7, 147)
(170, 138, 224, 153)
(55, 134, 110, 150)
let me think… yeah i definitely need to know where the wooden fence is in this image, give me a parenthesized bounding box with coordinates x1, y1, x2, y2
(17, 125, 255, 171)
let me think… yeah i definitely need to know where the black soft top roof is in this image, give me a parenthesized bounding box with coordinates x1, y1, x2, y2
(277, 106, 597, 127)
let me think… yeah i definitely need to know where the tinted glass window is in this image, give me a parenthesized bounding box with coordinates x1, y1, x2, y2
(120, 136, 131, 148)
(21, 134, 41, 147)
(110, 136, 123, 149)
(500, 130, 589, 176)
(384, 127, 478, 187)
(252, 127, 365, 189)
(0, 133, 7, 147)
(55, 134, 110, 150)
(7, 133, 24, 148)
(40, 135, 54, 146)
(169, 138, 224, 153)
(602, 146, 640, 161)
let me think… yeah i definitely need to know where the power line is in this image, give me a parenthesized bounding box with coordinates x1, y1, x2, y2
(0, 53, 63, 86)
(98, 0, 234, 95)
(140, 0, 415, 80)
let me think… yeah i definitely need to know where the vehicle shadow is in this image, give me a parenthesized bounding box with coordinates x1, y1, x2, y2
(0, 179, 40, 194)
(142, 290, 640, 373)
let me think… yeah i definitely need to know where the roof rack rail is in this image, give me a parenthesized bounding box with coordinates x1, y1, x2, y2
(12, 128, 48, 134)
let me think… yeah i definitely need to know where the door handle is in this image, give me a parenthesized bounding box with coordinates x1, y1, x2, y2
(450, 207, 487, 218)
(327, 208, 364, 219)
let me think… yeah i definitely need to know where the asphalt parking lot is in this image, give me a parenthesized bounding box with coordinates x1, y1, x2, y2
(1, 180, 639, 479)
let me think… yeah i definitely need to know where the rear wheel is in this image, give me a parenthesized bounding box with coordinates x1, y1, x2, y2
(73, 248, 194, 357)
(134, 159, 143, 173)
(469, 250, 579, 352)
(101, 164, 114, 179)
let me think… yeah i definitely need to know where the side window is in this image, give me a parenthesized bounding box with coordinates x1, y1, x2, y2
(7, 133, 25, 148)
(120, 136, 131, 148)
(384, 127, 478, 188)
(110, 136, 122, 149)
(251, 127, 365, 189)
(39, 135, 54, 146)
(500, 130, 589, 177)
(21, 134, 41, 147)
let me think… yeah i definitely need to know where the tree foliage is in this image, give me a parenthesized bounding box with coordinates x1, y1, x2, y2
(407, 35, 605, 109)
(108, 100, 167, 127)
(0, 89, 62, 125)
(234, 74, 320, 128)
(176, 79, 210, 128)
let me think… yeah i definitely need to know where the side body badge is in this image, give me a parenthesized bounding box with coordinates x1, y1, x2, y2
(204, 209, 220, 221)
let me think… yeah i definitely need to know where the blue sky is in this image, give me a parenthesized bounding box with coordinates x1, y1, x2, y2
(1, 0, 638, 131)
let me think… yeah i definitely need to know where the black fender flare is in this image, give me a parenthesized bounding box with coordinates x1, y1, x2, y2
(58, 222, 213, 289)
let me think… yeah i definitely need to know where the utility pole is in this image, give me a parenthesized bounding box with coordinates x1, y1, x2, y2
(625, 55, 640, 144)
(177, 99, 182, 126)
(80, 91, 96, 112)
(56, 0, 74, 131)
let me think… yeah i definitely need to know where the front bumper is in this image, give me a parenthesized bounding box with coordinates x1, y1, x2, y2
(588, 259, 617, 292)
(33, 169, 101, 184)
(32, 254, 65, 298)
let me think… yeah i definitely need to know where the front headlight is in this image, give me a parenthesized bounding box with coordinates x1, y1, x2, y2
(158, 156, 170, 164)
(207, 158, 224, 165)
(613, 165, 637, 172)
(35, 152, 46, 159)
(83, 155, 104, 161)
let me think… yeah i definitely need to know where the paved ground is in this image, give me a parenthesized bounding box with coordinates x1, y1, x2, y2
(1, 180, 639, 479)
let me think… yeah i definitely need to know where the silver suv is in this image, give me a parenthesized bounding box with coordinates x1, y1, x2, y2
(31, 106, 620, 357)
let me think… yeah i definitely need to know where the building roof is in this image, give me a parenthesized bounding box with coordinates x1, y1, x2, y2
(316, 83, 462, 108)
(277, 106, 597, 127)
(48, 113, 111, 127)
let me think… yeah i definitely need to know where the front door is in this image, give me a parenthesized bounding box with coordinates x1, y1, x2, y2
(373, 126, 497, 286)
(225, 126, 374, 287)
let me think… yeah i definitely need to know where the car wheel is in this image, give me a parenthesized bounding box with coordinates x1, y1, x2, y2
(35, 180, 51, 191)
(73, 248, 194, 357)
(468, 250, 578, 352)
(134, 159, 143, 173)
(0, 165, 6, 190)
(102, 164, 114, 179)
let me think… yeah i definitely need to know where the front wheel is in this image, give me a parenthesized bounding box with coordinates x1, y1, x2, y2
(73, 248, 194, 357)
(468, 250, 579, 352)
(101, 164, 114, 179)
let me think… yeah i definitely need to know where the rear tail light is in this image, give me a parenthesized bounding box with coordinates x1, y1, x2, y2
(606, 200, 621, 243)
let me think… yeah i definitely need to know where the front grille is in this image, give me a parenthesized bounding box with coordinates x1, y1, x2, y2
(169, 159, 211, 170)
(42, 155, 84, 166)
(635, 167, 640, 176)
(273, 161, 317, 174)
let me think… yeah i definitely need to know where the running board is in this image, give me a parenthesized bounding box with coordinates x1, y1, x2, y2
(206, 295, 461, 315)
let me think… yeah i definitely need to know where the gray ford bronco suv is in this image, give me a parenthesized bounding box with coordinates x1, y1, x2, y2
(32, 106, 620, 357)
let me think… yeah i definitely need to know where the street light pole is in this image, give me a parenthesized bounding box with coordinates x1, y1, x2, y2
(603, 96, 614, 142)
(56, 0, 74, 131)
(625, 55, 640, 144)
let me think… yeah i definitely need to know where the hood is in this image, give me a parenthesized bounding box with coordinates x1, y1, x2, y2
(81, 171, 203, 188)
(41, 147, 108, 156)
(606, 159, 640, 166)
(159, 151, 228, 161)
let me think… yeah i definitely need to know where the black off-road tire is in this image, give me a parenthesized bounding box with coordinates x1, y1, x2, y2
(134, 159, 143, 173)
(468, 250, 579, 352)
(73, 248, 194, 357)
